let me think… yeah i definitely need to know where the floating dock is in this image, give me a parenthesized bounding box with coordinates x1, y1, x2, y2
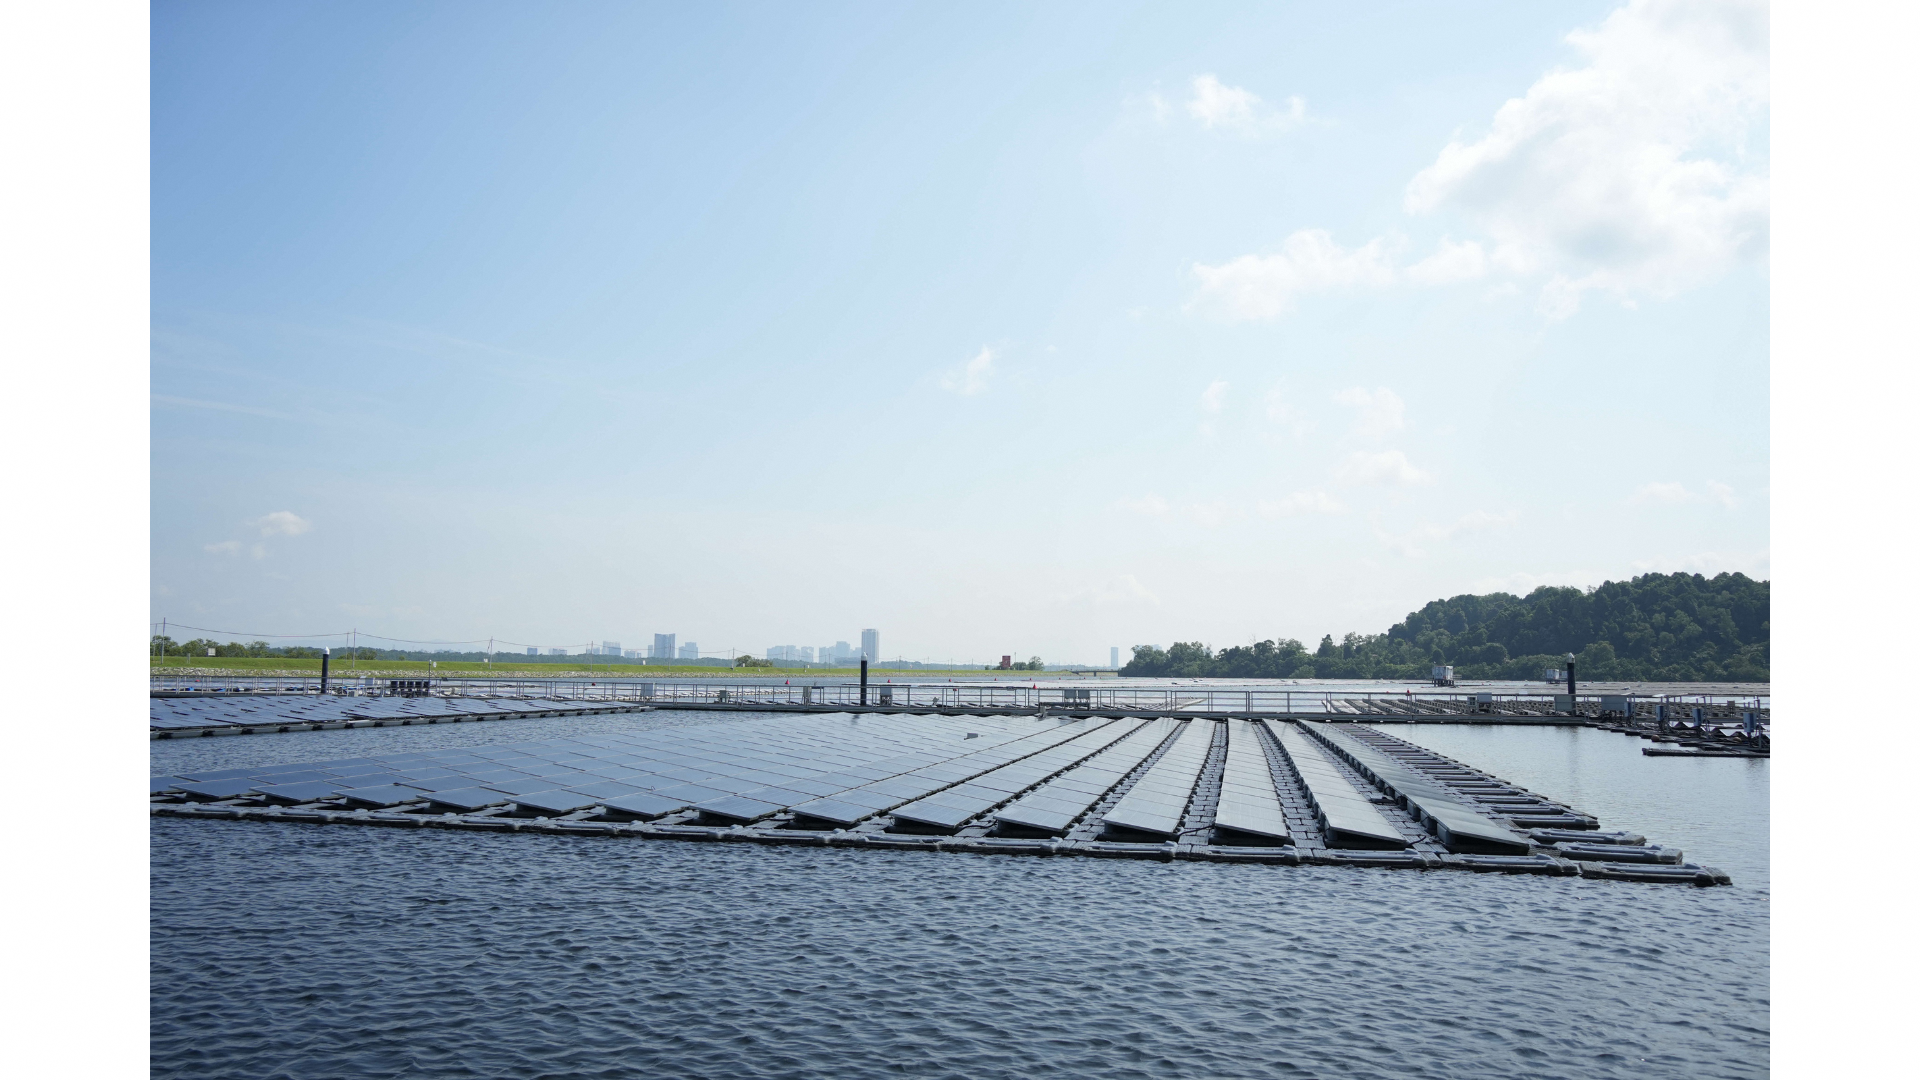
(151, 712, 1729, 885)
(150, 680, 1768, 745)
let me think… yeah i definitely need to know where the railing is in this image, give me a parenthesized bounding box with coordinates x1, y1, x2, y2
(148, 675, 1769, 716)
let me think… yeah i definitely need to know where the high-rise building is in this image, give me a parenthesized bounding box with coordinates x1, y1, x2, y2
(860, 629, 879, 662)
(1111, 646, 1120, 669)
(769, 645, 799, 661)
(800, 646, 815, 663)
(526, 647, 539, 656)
(677, 641, 699, 659)
(652, 633, 676, 659)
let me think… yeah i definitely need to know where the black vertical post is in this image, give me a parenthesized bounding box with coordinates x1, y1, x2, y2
(320, 648, 330, 693)
(1566, 655, 1577, 701)
(860, 658, 869, 706)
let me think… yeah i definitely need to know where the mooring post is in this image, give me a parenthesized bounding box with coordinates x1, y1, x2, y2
(1565, 652, 1577, 712)
(860, 658, 868, 706)
(320, 647, 330, 694)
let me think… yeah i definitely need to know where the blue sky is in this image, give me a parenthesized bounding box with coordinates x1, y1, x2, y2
(151, 0, 1769, 664)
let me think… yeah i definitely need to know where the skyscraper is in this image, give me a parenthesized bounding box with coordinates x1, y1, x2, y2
(1111, 646, 1120, 669)
(860, 628, 879, 663)
(677, 641, 699, 659)
(652, 633, 676, 659)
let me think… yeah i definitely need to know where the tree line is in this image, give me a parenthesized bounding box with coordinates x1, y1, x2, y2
(1121, 571, 1768, 683)
(151, 637, 384, 660)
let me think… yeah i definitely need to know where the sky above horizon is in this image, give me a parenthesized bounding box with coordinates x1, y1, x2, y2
(151, 0, 1769, 664)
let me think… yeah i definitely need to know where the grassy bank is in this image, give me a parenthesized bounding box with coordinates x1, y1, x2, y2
(149, 657, 1075, 679)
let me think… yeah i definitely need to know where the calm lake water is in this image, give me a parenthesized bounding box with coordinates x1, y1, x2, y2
(152, 711, 1767, 1080)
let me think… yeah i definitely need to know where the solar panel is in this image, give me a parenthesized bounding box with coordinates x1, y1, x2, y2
(1209, 720, 1292, 845)
(336, 785, 424, 809)
(423, 787, 511, 812)
(1301, 722, 1525, 853)
(568, 780, 643, 799)
(480, 776, 568, 796)
(176, 778, 264, 800)
(253, 780, 345, 804)
(245, 770, 334, 785)
(397, 775, 487, 793)
(179, 767, 263, 782)
(887, 718, 1143, 832)
(511, 790, 601, 816)
(994, 718, 1173, 836)
(1100, 720, 1213, 838)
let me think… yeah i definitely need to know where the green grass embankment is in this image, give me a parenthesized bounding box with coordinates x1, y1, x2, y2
(149, 657, 1077, 679)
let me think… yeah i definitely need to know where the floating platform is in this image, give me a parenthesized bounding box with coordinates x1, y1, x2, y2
(151, 713, 1730, 885)
(150, 696, 650, 738)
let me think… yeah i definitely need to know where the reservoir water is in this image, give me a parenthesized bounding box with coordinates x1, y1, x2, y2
(151, 709, 1767, 1079)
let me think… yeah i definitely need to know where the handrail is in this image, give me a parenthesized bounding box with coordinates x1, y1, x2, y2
(147, 674, 1768, 714)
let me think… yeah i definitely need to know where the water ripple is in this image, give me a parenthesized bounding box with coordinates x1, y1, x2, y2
(153, 819, 1766, 1080)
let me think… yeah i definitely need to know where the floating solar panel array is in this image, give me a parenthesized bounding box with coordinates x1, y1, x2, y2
(151, 713, 1731, 884)
(150, 695, 645, 735)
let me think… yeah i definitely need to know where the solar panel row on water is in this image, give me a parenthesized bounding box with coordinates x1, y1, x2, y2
(149, 696, 636, 731)
(1098, 720, 1214, 839)
(152, 712, 1047, 823)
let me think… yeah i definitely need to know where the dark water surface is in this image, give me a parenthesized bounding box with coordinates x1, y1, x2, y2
(152, 714, 1767, 1080)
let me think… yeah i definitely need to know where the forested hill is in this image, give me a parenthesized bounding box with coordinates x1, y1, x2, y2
(1122, 572, 1769, 683)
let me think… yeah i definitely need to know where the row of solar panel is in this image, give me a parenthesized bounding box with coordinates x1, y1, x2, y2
(1303, 722, 1531, 854)
(1269, 722, 1406, 849)
(151, 713, 1529, 852)
(151, 713, 1047, 817)
(992, 718, 1181, 834)
(150, 696, 632, 730)
(1098, 719, 1214, 837)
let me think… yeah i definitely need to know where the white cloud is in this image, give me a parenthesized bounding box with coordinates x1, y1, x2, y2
(1630, 481, 1739, 507)
(1116, 494, 1171, 518)
(1065, 573, 1163, 608)
(1261, 386, 1316, 441)
(1630, 547, 1770, 578)
(1185, 500, 1240, 528)
(1187, 2, 1765, 324)
(1190, 230, 1397, 320)
(1378, 510, 1519, 557)
(1258, 490, 1347, 517)
(1200, 380, 1229, 413)
(1333, 387, 1406, 438)
(1186, 75, 1307, 134)
(253, 510, 312, 537)
(1263, 387, 1295, 422)
(1631, 481, 1694, 504)
(1468, 569, 1607, 595)
(1404, 237, 1493, 285)
(1403, 0, 1768, 316)
(938, 346, 995, 396)
(204, 540, 242, 556)
(1335, 449, 1433, 487)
